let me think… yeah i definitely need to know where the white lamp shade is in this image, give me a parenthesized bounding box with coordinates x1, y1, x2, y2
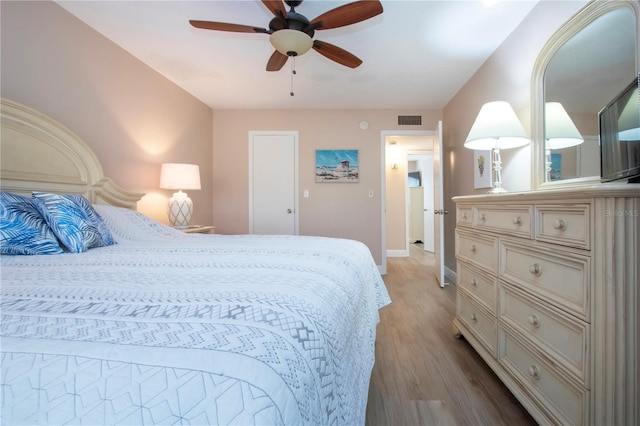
(159, 163, 201, 190)
(270, 30, 313, 56)
(545, 102, 584, 149)
(464, 101, 530, 150)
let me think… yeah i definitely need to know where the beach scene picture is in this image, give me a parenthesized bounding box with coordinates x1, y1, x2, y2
(315, 149, 359, 183)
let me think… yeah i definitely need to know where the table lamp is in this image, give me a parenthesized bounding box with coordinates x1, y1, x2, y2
(159, 163, 201, 228)
(464, 101, 530, 193)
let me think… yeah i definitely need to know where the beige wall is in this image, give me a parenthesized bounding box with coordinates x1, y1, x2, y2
(441, 0, 588, 274)
(0, 0, 213, 226)
(212, 109, 441, 265)
(385, 151, 409, 253)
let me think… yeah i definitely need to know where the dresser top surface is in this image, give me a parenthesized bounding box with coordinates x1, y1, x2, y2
(453, 183, 639, 203)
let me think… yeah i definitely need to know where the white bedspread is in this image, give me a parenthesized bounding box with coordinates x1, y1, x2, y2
(1, 205, 390, 425)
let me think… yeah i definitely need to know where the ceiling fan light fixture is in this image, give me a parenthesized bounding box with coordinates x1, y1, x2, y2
(270, 29, 313, 57)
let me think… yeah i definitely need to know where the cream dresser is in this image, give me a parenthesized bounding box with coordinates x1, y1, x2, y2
(453, 186, 639, 426)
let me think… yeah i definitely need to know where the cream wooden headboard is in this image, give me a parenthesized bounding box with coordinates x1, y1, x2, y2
(0, 98, 143, 209)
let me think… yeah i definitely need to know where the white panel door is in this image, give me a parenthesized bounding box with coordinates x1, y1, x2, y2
(249, 132, 298, 235)
(423, 154, 435, 252)
(433, 121, 448, 288)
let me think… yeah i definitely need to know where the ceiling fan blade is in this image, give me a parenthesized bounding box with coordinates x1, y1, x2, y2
(313, 40, 362, 68)
(190, 20, 268, 34)
(310, 0, 383, 30)
(261, 0, 287, 19)
(266, 50, 289, 71)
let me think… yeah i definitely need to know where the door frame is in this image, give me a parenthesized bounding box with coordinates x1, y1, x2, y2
(380, 129, 434, 274)
(248, 131, 299, 235)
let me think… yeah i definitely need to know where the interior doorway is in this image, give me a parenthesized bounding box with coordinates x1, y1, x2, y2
(382, 131, 434, 261)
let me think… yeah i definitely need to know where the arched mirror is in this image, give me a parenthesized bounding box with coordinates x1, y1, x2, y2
(532, 1, 639, 188)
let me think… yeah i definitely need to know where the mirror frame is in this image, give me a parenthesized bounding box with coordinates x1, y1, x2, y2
(531, 0, 640, 189)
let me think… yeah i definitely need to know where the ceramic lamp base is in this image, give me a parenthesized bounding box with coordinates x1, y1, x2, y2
(167, 190, 193, 228)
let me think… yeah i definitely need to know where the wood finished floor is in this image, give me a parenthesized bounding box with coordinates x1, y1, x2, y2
(365, 244, 536, 426)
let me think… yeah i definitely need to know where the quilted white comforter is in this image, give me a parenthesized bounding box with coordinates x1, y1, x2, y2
(0, 205, 390, 425)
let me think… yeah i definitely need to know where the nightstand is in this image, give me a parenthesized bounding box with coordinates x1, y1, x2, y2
(179, 225, 215, 234)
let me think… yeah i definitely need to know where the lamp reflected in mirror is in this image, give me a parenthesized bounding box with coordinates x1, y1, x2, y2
(545, 102, 583, 181)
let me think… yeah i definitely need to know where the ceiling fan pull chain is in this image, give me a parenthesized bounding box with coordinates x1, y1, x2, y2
(290, 57, 297, 96)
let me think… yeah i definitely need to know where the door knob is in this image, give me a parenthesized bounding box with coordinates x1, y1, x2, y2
(287, 209, 292, 214)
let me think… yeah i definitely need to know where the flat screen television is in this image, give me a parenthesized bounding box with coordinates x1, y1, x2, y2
(599, 75, 640, 183)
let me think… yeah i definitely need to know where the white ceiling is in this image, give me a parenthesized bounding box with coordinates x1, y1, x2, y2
(56, 0, 541, 110)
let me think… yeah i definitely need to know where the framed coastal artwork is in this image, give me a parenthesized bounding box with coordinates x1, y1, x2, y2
(550, 152, 562, 180)
(315, 149, 359, 183)
(474, 150, 492, 189)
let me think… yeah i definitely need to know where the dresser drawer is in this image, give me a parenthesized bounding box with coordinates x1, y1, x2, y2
(475, 205, 533, 238)
(457, 291, 497, 356)
(535, 204, 590, 250)
(499, 331, 588, 426)
(458, 261, 497, 312)
(457, 204, 473, 228)
(500, 283, 589, 385)
(455, 230, 498, 274)
(500, 241, 590, 320)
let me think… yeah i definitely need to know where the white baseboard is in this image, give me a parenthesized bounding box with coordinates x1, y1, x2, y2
(445, 266, 457, 285)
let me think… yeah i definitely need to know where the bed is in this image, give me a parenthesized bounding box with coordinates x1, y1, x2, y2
(0, 98, 391, 425)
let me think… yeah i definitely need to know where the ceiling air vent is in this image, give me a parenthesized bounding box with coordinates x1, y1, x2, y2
(398, 115, 422, 126)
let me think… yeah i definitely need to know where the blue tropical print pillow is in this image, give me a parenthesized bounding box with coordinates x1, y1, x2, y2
(32, 192, 116, 253)
(0, 192, 64, 255)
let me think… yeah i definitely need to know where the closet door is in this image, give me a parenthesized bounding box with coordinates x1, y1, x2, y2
(249, 132, 298, 235)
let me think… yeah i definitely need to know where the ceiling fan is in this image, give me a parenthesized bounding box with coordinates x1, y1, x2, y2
(189, 0, 383, 72)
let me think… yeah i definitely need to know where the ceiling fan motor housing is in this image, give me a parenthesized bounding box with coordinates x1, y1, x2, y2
(269, 11, 314, 36)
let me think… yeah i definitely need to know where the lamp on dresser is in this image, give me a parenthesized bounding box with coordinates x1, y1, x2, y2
(159, 163, 201, 228)
(464, 101, 530, 193)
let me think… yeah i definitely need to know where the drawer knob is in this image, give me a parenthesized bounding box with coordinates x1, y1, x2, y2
(471, 313, 478, 322)
(471, 278, 478, 287)
(528, 365, 541, 380)
(528, 314, 540, 328)
(512, 216, 522, 226)
(529, 263, 542, 276)
(462, 212, 468, 220)
(479, 213, 486, 222)
(470, 244, 477, 253)
(552, 219, 567, 231)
